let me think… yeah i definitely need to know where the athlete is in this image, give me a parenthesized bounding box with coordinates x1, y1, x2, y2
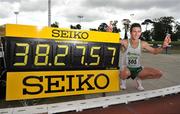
(120, 23, 171, 90)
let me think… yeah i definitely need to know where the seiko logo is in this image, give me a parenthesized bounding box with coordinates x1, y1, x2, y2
(52, 29, 89, 39)
(23, 73, 109, 95)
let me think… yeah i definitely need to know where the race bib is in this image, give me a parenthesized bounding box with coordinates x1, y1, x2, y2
(127, 56, 138, 67)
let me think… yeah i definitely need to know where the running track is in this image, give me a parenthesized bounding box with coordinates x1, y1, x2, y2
(63, 93, 180, 114)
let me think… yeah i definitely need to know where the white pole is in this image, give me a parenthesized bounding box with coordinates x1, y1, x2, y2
(14, 11, 19, 24)
(48, 0, 51, 27)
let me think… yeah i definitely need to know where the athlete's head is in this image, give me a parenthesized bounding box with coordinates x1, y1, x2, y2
(130, 23, 142, 40)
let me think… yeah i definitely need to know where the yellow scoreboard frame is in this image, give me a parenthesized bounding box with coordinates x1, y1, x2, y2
(0, 24, 121, 101)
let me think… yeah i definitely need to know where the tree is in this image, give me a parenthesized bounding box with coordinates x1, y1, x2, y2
(152, 16, 175, 41)
(122, 19, 131, 39)
(142, 19, 154, 31)
(51, 21, 59, 28)
(141, 19, 154, 41)
(141, 30, 152, 41)
(70, 24, 81, 30)
(173, 21, 180, 41)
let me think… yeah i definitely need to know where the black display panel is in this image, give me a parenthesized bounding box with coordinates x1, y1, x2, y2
(4, 37, 120, 71)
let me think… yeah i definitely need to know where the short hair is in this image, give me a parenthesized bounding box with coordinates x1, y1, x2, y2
(130, 23, 141, 32)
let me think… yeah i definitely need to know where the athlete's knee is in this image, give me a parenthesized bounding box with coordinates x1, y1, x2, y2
(120, 69, 131, 79)
(158, 70, 163, 78)
(155, 70, 163, 78)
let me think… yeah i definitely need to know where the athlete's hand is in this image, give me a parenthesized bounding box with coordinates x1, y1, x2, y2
(121, 39, 125, 45)
(163, 34, 171, 48)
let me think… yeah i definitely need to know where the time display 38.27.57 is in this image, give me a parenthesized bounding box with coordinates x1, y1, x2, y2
(5, 37, 120, 71)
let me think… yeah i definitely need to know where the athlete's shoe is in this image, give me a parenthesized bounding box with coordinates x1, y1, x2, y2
(121, 80, 127, 90)
(136, 78, 144, 91)
(137, 85, 144, 91)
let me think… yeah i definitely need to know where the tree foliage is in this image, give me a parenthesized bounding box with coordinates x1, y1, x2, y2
(141, 19, 154, 41)
(142, 19, 154, 31)
(51, 21, 59, 28)
(173, 21, 180, 41)
(152, 16, 174, 41)
(141, 30, 152, 41)
(122, 19, 131, 39)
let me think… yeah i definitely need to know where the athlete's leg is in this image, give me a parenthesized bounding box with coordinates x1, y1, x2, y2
(120, 67, 131, 90)
(135, 78, 144, 91)
(135, 67, 162, 91)
(138, 67, 163, 80)
(120, 67, 131, 80)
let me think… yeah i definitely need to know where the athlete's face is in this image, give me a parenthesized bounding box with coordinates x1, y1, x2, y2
(130, 27, 142, 40)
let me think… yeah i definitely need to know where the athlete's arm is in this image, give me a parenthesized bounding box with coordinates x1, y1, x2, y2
(142, 35, 171, 54)
(142, 41, 162, 54)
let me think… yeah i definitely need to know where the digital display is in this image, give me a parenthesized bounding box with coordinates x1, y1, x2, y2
(4, 37, 120, 71)
(1, 24, 121, 101)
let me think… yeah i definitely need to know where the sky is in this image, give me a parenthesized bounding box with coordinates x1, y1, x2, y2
(1, 0, 180, 34)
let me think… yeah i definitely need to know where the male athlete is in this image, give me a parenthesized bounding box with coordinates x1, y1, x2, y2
(120, 23, 171, 90)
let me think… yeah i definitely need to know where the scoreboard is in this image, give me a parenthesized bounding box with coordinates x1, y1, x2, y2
(0, 24, 121, 101)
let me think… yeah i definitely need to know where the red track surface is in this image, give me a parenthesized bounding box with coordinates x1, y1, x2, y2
(63, 93, 180, 114)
